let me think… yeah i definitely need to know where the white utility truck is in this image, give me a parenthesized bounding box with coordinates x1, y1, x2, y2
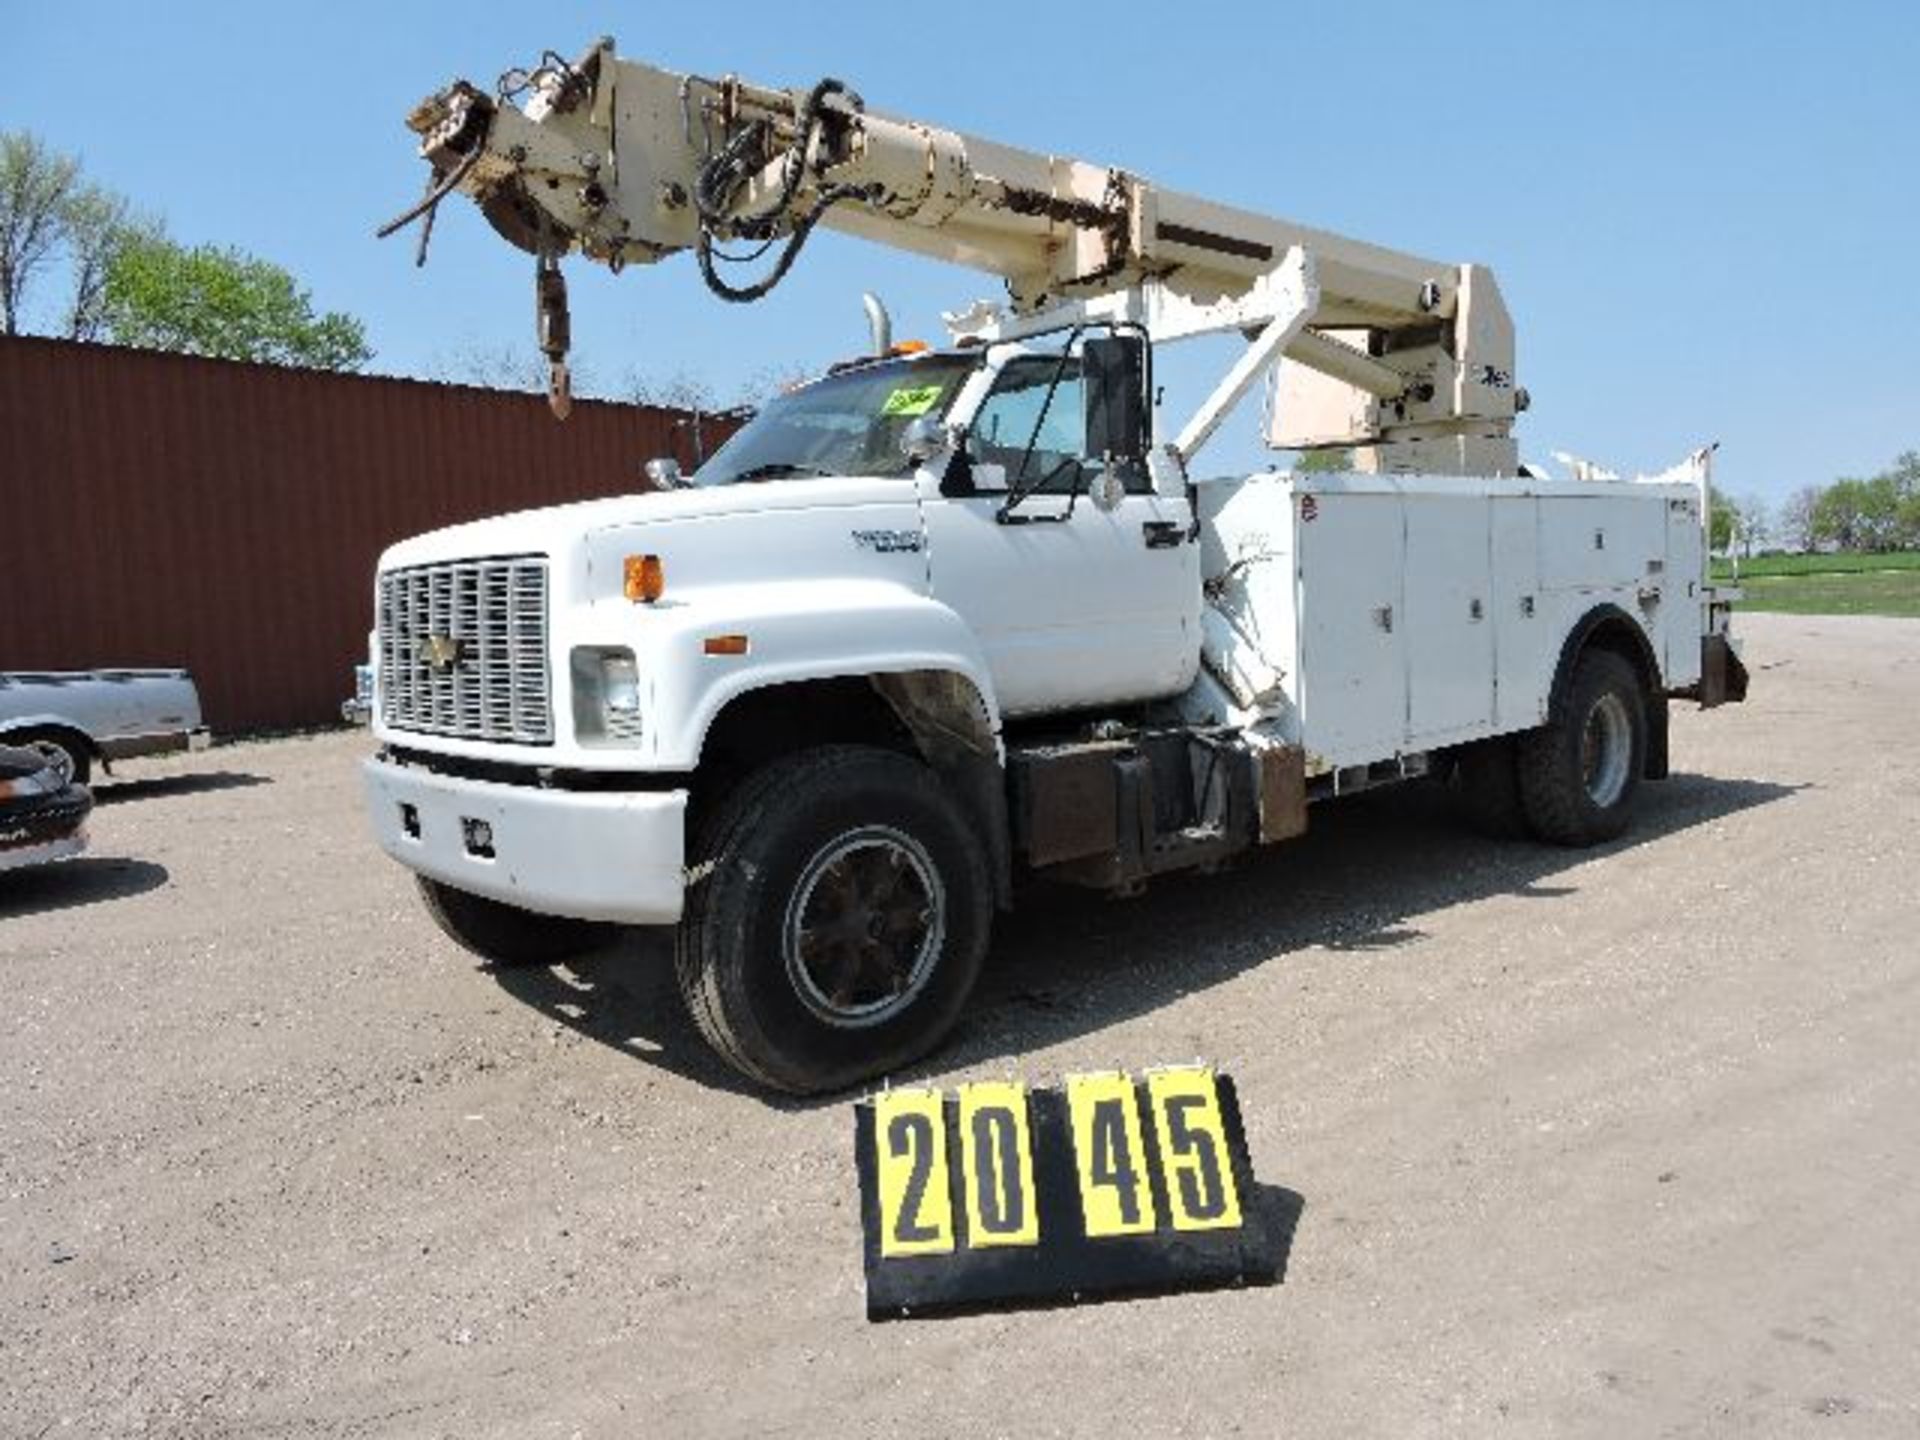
(366, 40, 1746, 1091)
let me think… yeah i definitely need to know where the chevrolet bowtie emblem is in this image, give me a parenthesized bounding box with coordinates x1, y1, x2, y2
(422, 634, 464, 672)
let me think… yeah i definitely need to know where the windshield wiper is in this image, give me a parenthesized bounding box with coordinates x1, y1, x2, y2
(727, 461, 835, 483)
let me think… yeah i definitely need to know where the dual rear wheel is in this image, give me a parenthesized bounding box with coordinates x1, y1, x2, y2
(1452, 648, 1649, 847)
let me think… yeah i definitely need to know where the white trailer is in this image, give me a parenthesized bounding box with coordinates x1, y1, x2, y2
(363, 41, 1746, 1091)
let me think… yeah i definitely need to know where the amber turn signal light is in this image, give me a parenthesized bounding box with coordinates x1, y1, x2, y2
(702, 634, 750, 656)
(624, 554, 665, 603)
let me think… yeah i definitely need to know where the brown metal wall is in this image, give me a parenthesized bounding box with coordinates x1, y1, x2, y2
(0, 337, 734, 733)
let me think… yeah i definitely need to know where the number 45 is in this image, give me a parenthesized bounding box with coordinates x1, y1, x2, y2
(1068, 1069, 1242, 1237)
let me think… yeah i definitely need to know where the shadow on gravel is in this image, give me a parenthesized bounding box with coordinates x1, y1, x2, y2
(0, 857, 170, 919)
(487, 771, 1800, 1105)
(487, 932, 775, 1098)
(95, 771, 271, 805)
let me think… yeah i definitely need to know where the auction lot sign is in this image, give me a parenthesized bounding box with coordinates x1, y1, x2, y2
(855, 1067, 1282, 1319)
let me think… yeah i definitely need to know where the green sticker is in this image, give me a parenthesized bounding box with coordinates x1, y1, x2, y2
(881, 384, 944, 417)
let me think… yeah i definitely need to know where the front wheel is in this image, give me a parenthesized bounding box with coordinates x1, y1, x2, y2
(415, 876, 615, 966)
(1516, 649, 1647, 846)
(675, 746, 992, 1094)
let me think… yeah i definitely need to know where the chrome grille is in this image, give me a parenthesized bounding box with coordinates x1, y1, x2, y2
(377, 556, 552, 744)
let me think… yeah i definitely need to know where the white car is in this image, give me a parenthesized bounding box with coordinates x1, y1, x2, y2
(0, 745, 91, 872)
(0, 669, 210, 786)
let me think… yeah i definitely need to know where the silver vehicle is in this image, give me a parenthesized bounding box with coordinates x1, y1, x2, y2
(342, 663, 374, 725)
(0, 744, 91, 872)
(0, 669, 211, 786)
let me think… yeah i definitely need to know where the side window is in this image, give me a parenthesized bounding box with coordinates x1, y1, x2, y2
(970, 357, 1087, 494)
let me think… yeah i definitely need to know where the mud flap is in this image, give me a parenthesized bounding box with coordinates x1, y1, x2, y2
(1699, 634, 1749, 708)
(1645, 695, 1670, 780)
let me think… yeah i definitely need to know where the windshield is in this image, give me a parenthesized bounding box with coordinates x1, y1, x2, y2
(695, 354, 979, 486)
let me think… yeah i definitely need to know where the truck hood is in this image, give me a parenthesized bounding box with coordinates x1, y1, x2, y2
(377, 475, 915, 572)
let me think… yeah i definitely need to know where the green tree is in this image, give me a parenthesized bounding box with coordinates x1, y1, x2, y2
(0, 131, 79, 334)
(1889, 451, 1920, 550)
(60, 183, 152, 341)
(1779, 484, 1821, 552)
(102, 234, 371, 370)
(1294, 448, 1353, 473)
(1813, 478, 1869, 551)
(1858, 474, 1902, 551)
(1709, 491, 1742, 553)
(1734, 492, 1771, 556)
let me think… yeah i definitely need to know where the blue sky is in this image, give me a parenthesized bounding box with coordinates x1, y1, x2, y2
(9, 1, 1917, 504)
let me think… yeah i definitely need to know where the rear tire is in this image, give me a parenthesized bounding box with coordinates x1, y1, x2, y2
(1517, 649, 1646, 846)
(415, 876, 613, 966)
(676, 745, 992, 1095)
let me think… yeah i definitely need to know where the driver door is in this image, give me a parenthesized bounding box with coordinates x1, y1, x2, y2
(919, 343, 1200, 718)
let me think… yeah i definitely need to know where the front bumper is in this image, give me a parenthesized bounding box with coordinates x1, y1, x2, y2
(0, 786, 92, 872)
(362, 755, 688, 924)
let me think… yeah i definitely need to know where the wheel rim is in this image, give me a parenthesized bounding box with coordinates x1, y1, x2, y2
(1581, 692, 1633, 808)
(28, 740, 75, 787)
(782, 825, 945, 1029)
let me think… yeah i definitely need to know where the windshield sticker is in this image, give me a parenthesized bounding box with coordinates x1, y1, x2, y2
(880, 384, 944, 417)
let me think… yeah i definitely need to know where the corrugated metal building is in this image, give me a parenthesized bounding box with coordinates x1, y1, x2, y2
(0, 336, 734, 732)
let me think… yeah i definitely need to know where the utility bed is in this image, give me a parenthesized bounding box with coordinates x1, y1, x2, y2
(1195, 470, 1723, 776)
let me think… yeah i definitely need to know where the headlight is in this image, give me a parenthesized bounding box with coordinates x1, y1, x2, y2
(571, 646, 644, 744)
(602, 653, 640, 715)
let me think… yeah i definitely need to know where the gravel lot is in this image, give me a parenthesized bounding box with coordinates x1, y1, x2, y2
(4, 612, 1917, 1438)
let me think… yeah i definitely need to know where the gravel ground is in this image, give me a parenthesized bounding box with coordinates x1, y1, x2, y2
(3, 612, 1917, 1438)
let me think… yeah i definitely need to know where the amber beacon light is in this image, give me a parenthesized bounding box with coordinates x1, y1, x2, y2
(624, 554, 666, 603)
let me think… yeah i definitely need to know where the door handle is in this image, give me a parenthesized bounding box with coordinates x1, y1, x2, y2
(1142, 520, 1185, 549)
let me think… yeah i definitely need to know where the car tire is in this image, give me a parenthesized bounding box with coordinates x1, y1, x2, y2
(10, 729, 90, 787)
(1516, 649, 1647, 846)
(675, 745, 992, 1095)
(415, 875, 614, 966)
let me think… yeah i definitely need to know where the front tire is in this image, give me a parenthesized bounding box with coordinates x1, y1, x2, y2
(1517, 649, 1647, 846)
(415, 875, 614, 966)
(676, 746, 992, 1094)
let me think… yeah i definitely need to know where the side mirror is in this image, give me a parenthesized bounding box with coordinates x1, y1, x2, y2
(644, 456, 684, 489)
(1082, 335, 1148, 465)
(899, 414, 951, 465)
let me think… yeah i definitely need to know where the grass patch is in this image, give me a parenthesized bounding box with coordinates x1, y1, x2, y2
(1712, 550, 1920, 580)
(1732, 568, 1920, 618)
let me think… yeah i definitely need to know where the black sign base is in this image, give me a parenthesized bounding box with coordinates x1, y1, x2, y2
(855, 1077, 1299, 1320)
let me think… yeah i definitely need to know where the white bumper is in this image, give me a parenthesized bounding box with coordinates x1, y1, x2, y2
(362, 756, 688, 924)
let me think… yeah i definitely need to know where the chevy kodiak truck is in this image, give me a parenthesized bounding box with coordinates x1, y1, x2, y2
(363, 41, 1746, 1092)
